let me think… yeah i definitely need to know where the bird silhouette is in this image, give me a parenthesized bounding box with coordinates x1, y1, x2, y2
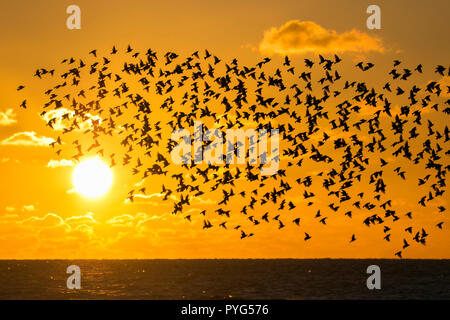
(18, 47, 449, 258)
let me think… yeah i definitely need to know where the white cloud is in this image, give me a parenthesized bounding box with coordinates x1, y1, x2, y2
(46, 159, 74, 168)
(22, 205, 35, 212)
(0, 109, 17, 126)
(1, 131, 55, 147)
(124, 193, 178, 204)
(40, 108, 101, 131)
(19, 213, 65, 228)
(65, 212, 98, 225)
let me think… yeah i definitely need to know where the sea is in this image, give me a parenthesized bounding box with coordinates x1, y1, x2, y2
(0, 259, 449, 299)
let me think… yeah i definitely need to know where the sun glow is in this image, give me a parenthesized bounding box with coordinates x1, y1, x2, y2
(72, 158, 113, 198)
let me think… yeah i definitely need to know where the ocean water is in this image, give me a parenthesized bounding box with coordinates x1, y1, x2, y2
(0, 259, 448, 299)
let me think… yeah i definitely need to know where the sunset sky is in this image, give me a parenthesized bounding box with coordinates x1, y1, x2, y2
(0, 0, 448, 259)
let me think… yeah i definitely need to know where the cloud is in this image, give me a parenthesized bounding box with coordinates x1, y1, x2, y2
(65, 213, 98, 226)
(70, 224, 95, 237)
(46, 159, 74, 168)
(107, 214, 138, 227)
(22, 205, 35, 212)
(0, 109, 17, 126)
(1, 131, 55, 147)
(19, 213, 65, 228)
(124, 193, 178, 204)
(40, 108, 101, 131)
(191, 196, 216, 205)
(259, 20, 384, 55)
(106, 212, 172, 233)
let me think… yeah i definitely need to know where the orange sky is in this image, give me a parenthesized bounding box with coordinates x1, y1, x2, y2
(0, 0, 448, 259)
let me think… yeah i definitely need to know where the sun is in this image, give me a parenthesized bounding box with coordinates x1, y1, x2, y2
(72, 157, 113, 198)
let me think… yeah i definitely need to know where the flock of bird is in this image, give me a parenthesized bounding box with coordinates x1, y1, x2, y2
(18, 46, 449, 258)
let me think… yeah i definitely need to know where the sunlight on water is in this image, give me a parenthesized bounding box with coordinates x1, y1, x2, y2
(0, 260, 449, 299)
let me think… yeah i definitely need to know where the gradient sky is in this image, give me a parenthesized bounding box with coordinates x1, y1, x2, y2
(0, 0, 448, 259)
